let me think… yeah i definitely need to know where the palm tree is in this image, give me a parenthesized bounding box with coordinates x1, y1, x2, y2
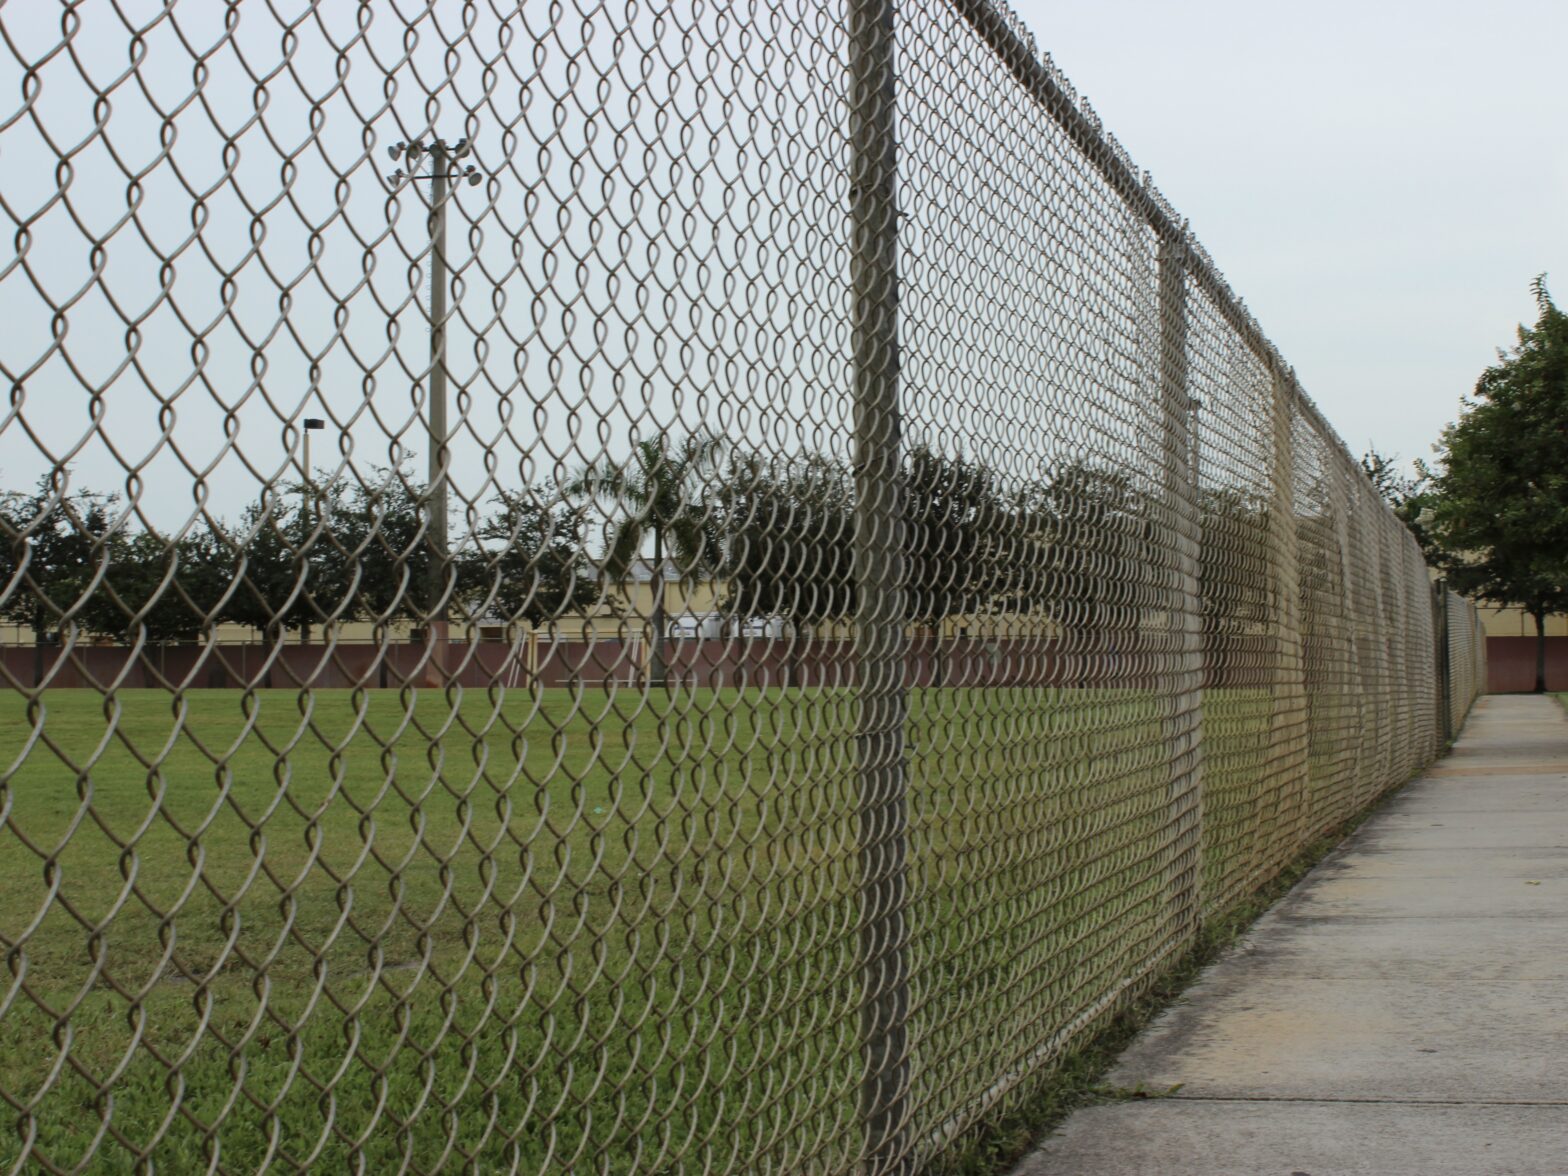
(567, 432, 724, 686)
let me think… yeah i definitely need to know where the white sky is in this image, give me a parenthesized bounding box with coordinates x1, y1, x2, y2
(3, 0, 1564, 530)
(1008, 0, 1568, 475)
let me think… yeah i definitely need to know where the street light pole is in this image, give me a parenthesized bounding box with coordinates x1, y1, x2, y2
(386, 138, 484, 686)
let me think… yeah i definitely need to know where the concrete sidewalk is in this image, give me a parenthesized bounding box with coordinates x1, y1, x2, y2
(1015, 694, 1568, 1176)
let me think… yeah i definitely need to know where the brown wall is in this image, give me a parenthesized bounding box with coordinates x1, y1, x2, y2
(1486, 636, 1568, 694)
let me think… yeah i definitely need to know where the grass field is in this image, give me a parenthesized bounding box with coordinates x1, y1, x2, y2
(0, 685, 1292, 1172)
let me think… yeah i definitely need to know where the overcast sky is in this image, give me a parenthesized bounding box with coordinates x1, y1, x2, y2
(3, 0, 1564, 529)
(1009, 0, 1568, 475)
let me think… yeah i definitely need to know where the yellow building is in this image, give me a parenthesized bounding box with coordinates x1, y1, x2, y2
(1475, 605, 1568, 639)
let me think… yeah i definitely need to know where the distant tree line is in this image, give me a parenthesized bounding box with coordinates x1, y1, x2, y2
(26, 289, 1563, 688)
(0, 439, 1282, 677)
(0, 469, 598, 648)
(580, 435, 1275, 683)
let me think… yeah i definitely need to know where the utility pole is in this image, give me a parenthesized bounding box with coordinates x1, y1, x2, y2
(386, 138, 485, 686)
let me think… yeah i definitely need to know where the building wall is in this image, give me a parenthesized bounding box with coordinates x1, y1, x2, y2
(1475, 607, 1568, 693)
(1487, 637, 1568, 693)
(1477, 605, 1568, 638)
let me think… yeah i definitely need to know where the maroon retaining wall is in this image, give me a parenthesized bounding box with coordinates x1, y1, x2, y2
(1486, 636, 1568, 694)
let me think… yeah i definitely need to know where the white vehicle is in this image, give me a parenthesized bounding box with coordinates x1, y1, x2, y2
(738, 615, 789, 639)
(666, 613, 723, 640)
(665, 614, 791, 640)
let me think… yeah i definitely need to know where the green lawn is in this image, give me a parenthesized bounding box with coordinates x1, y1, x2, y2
(0, 685, 1284, 1172)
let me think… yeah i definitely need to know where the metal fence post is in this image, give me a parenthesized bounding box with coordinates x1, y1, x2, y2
(1157, 233, 1204, 941)
(849, 0, 911, 1170)
(1434, 579, 1453, 745)
(1264, 369, 1310, 880)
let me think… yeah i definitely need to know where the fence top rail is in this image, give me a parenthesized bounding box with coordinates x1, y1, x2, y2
(944, 0, 1366, 491)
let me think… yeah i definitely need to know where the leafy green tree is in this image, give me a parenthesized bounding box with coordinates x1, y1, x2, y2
(1197, 486, 1274, 681)
(0, 476, 117, 680)
(902, 445, 1011, 629)
(714, 451, 854, 631)
(461, 488, 599, 629)
(1360, 449, 1422, 512)
(999, 462, 1160, 638)
(0, 478, 239, 656)
(331, 473, 600, 635)
(325, 468, 459, 631)
(209, 498, 301, 638)
(82, 528, 233, 646)
(1422, 276, 1568, 693)
(715, 444, 1012, 628)
(1361, 447, 1437, 554)
(216, 483, 358, 641)
(568, 434, 725, 686)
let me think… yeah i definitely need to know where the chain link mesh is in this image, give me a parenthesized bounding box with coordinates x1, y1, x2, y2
(0, 0, 1486, 1171)
(1442, 590, 1485, 739)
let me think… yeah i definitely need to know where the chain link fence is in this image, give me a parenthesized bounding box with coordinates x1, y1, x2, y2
(1437, 586, 1486, 743)
(0, 0, 1485, 1171)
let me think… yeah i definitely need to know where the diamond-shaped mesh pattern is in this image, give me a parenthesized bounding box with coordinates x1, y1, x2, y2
(1442, 590, 1486, 740)
(0, 0, 1484, 1171)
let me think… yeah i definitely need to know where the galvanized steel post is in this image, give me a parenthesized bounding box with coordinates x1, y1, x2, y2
(1435, 579, 1453, 745)
(848, 0, 911, 1169)
(1158, 233, 1205, 939)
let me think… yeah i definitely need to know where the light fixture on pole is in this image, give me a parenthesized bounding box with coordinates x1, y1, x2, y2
(386, 137, 487, 684)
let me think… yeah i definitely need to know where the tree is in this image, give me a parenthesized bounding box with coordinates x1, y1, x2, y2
(710, 451, 854, 686)
(1197, 486, 1274, 683)
(216, 482, 357, 641)
(0, 476, 117, 682)
(901, 445, 1010, 630)
(712, 451, 854, 630)
(1422, 276, 1568, 693)
(461, 488, 599, 629)
(1, 477, 259, 659)
(999, 462, 1160, 637)
(82, 528, 232, 646)
(714, 444, 1011, 629)
(1361, 447, 1436, 555)
(325, 467, 463, 632)
(568, 434, 724, 686)
(1360, 448, 1422, 512)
